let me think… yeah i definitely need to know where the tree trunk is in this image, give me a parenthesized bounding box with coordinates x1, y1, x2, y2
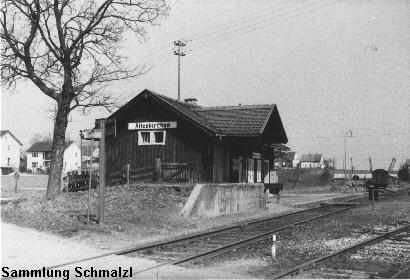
(46, 100, 70, 199)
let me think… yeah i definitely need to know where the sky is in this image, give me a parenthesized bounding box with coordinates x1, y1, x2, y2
(1, 0, 409, 170)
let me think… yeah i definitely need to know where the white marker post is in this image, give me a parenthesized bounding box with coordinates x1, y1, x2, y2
(271, 234, 277, 260)
(14, 171, 20, 193)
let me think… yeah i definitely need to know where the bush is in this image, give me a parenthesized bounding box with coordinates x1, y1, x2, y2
(398, 163, 409, 182)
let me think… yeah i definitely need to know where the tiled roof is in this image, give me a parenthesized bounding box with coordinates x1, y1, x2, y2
(27, 141, 53, 152)
(151, 92, 216, 132)
(149, 90, 278, 136)
(27, 141, 74, 152)
(300, 153, 322, 163)
(194, 105, 273, 136)
(271, 144, 291, 151)
(109, 89, 287, 139)
(275, 151, 296, 162)
(0, 130, 23, 145)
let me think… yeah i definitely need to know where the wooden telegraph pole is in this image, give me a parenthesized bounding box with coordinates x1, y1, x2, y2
(174, 40, 186, 100)
(98, 119, 106, 224)
(87, 139, 93, 224)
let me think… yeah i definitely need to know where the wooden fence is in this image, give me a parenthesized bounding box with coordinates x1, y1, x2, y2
(63, 170, 99, 192)
(160, 162, 193, 182)
(107, 159, 193, 186)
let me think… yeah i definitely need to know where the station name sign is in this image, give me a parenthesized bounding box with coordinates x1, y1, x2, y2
(128, 122, 177, 130)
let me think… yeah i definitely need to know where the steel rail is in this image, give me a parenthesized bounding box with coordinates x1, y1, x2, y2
(117, 202, 352, 255)
(32, 188, 406, 277)
(124, 204, 360, 277)
(41, 202, 353, 272)
(273, 224, 410, 279)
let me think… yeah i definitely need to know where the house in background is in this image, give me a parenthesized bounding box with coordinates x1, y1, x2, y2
(300, 153, 324, 169)
(274, 152, 299, 168)
(81, 145, 99, 169)
(26, 141, 81, 174)
(0, 130, 23, 174)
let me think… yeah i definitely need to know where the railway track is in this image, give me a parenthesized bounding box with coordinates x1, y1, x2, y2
(32, 189, 406, 279)
(273, 224, 410, 279)
(119, 202, 364, 277)
(37, 202, 360, 279)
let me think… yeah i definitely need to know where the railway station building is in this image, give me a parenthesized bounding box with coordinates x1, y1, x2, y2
(100, 89, 288, 184)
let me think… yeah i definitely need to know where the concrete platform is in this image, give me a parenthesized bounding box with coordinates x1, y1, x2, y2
(275, 185, 410, 209)
(180, 183, 266, 218)
(269, 192, 368, 209)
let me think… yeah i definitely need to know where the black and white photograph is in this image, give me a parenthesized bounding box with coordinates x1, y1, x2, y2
(1, 0, 409, 279)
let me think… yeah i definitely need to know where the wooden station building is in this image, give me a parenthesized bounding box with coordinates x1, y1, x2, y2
(100, 89, 288, 184)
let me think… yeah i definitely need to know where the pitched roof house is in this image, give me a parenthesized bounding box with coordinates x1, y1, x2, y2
(274, 151, 299, 168)
(26, 141, 81, 173)
(0, 130, 23, 174)
(300, 153, 324, 169)
(99, 89, 288, 183)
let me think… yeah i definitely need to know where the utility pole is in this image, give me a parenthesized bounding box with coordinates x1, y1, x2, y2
(88, 138, 94, 225)
(174, 40, 186, 101)
(369, 157, 373, 172)
(79, 130, 83, 171)
(344, 129, 352, 183)
(351, 157, 354, 175)
(98, 119, 106, 224)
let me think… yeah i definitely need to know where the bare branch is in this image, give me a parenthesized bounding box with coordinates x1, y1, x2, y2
(2, 0, 169, 107)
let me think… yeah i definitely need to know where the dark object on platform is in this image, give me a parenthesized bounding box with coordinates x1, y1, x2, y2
(364, 169, 389, 201)
(264, 183, 283, 195)
(372, 169, 389, 188)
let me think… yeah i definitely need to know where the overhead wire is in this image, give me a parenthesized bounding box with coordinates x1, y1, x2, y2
(118, 1, 311, 103)
(128, 0, 341, 74)
(183, 0, 310, 42)
(118, 0, 342, 105)
(188, 0, 340, 53)
(187, 0, 316, 46)
(135, 0, 339, 70)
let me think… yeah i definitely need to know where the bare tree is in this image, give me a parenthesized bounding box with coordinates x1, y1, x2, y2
(1, 0, 169, 199)
(29, 133, 52, 146)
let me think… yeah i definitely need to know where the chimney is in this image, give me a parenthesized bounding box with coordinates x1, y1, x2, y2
(184, 97, 198, 106)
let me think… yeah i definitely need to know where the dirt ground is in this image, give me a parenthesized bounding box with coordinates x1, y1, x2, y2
(1, 180, 296, 251)
(1, 222, 239, 279)
(0, 174, 392, 252)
